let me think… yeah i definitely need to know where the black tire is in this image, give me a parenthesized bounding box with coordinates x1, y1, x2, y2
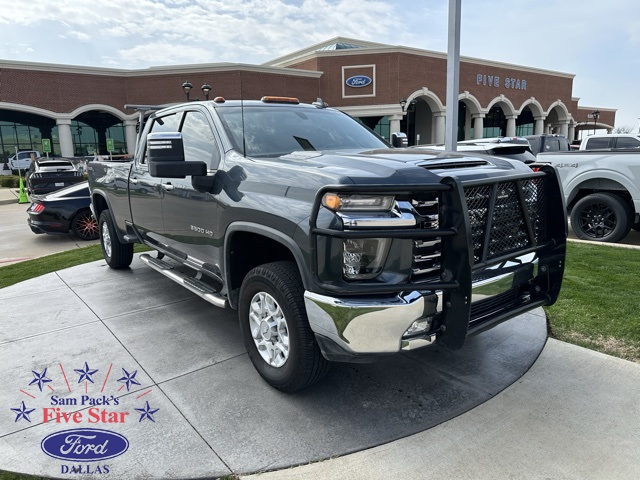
(238, 261, 329, 392)
(71, 209, 99, 241)
(570, 193, 632, 243)
(98, 209, 134, 268)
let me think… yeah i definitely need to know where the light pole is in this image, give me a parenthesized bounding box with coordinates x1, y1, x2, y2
(182, 81, 193, 101)
(201, 83, 211, 101)
(182, 81, 212, 101)
(591, 110, 600, 135)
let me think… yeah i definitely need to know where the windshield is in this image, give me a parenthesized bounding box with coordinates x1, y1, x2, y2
(217, 105, 388, 157)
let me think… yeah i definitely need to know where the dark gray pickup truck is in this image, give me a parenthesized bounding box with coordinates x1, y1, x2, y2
(88, 97, 566, 392)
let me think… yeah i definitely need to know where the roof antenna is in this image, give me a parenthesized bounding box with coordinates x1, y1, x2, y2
(240, 70, 247, 157)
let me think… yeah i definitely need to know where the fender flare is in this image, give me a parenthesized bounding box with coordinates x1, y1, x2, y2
(223, 222, 311, 309)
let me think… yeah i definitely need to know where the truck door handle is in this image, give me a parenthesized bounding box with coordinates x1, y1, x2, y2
(162, 183, 174, 191)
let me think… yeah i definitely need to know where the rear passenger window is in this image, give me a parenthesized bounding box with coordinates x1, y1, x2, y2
(615, 137, 640, 149)
(585, 137, 612, 150)
(181, 111, 221, 170)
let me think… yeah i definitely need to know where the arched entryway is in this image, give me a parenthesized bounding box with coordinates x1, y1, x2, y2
(401, 88, 445, 146)
(0, 109, 57, 162)
(72, 110, 127, 156)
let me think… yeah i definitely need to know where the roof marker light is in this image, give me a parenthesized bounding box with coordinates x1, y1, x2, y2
(260, 96, 299, 104)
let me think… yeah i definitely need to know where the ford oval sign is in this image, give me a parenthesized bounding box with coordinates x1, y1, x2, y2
(345, 75, 372, 88)
(41, 428, 129, 462)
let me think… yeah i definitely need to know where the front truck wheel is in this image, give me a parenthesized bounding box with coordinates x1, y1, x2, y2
(570, 192, 632, 243)
(239, 261, 329, 392)
(99, 209, 134, 269)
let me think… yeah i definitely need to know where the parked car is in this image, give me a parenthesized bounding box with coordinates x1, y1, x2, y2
(26, 182, 98, 240)
(579, 134, 640, 151)
(524, 134, 570, 155)
(423, 137, 536, 163)
(25, 158, 83, 196)
(8, 150, 40, 174)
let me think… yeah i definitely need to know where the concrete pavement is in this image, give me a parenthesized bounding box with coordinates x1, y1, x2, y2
(0, 188, 99, 267)
(2, 254, 550, 479)
(245, 339, 640, 479)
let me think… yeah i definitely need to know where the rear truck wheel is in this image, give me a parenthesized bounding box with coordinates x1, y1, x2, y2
(99, 209, 133, 269)
(570, 193, 632, 243)
(238, 261, 329, 392)
(71, 209, 99, 240)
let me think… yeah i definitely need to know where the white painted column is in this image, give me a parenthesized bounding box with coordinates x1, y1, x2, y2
(568, 123, 576, 141)
(558, 121, 569, 138)
(389, 115, 403, 136)
(434, 114, 446, 144)
(472, 115, 484, 139)
(56, 119, 74, 157)
(506, 116, 517, 137)
(464, 108, 472, 140)
(124, 119, 138, 156)
(534, 117, 545, 135)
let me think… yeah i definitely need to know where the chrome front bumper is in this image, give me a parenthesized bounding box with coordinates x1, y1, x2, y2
(304, 252, 540, 361)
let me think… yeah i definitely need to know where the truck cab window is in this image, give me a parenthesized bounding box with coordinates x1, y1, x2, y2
(181, 111, 221, 170)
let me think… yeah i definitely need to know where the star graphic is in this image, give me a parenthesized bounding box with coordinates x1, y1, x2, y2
(117, 368, 141, 392)
(135, 401, 159, 423)
(11, 401, 36, 423)
(74, 362, 98, 384)
(29, 368, 52, 392)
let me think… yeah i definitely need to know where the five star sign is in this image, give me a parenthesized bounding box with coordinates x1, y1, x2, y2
(74, 362, 98, 384)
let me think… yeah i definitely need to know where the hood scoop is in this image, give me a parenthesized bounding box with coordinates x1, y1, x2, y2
(418, 159, 490, 170)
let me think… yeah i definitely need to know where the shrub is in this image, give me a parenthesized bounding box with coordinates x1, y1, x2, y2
(0, 176, 21, 188)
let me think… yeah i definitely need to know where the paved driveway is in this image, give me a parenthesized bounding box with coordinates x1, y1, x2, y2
(0, 255, 547, 478)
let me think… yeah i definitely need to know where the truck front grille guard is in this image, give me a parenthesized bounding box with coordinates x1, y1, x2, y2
(309, 166, 565, 349)
(310, 170, 557, 286)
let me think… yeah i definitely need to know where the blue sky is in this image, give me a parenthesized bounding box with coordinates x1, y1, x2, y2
(0, 0, 637, 130)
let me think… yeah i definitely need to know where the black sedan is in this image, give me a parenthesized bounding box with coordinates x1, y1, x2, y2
(27, 182, 98, 240)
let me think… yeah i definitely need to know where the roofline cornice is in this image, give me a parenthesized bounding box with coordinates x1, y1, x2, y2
(0, 59, 322, 78)
(268, 44, 575, 79)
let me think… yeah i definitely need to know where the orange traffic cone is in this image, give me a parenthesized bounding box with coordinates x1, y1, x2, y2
(18, 176, 29, 204)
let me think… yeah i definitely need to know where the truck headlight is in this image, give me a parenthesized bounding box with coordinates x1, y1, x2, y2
(322, 193, 395, 212)
(343, 238, 390, 280)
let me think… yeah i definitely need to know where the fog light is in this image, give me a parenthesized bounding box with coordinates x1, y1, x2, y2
(403, 317, 433, 337)
(343, 238, 390, 280)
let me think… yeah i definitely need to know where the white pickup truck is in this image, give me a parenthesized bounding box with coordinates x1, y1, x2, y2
(8, 150, 40, 174)
(537, 150, 640, 242)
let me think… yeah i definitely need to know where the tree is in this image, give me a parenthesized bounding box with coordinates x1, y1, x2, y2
(613, 125, 634, 133)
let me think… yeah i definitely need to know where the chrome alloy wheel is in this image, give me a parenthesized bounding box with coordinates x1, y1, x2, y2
(102, 222, 112, 258)
(249, 291, 290, 368)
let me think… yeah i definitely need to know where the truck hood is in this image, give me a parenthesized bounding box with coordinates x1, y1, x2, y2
(279, 147, 531, 185)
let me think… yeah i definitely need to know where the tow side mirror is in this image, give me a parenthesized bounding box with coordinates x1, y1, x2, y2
(391, 132, 408, 148)
(147, 132, 206, 178)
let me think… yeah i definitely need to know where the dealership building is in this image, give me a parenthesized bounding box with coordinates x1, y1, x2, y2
(0, 37, 615, 159)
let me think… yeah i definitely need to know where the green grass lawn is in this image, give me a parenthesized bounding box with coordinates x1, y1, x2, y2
(545, 242, 640, 362)
(0, 241, 638, 363)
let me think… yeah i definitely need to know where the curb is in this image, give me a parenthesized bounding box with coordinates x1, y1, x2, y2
(0, 189, 23, 206)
